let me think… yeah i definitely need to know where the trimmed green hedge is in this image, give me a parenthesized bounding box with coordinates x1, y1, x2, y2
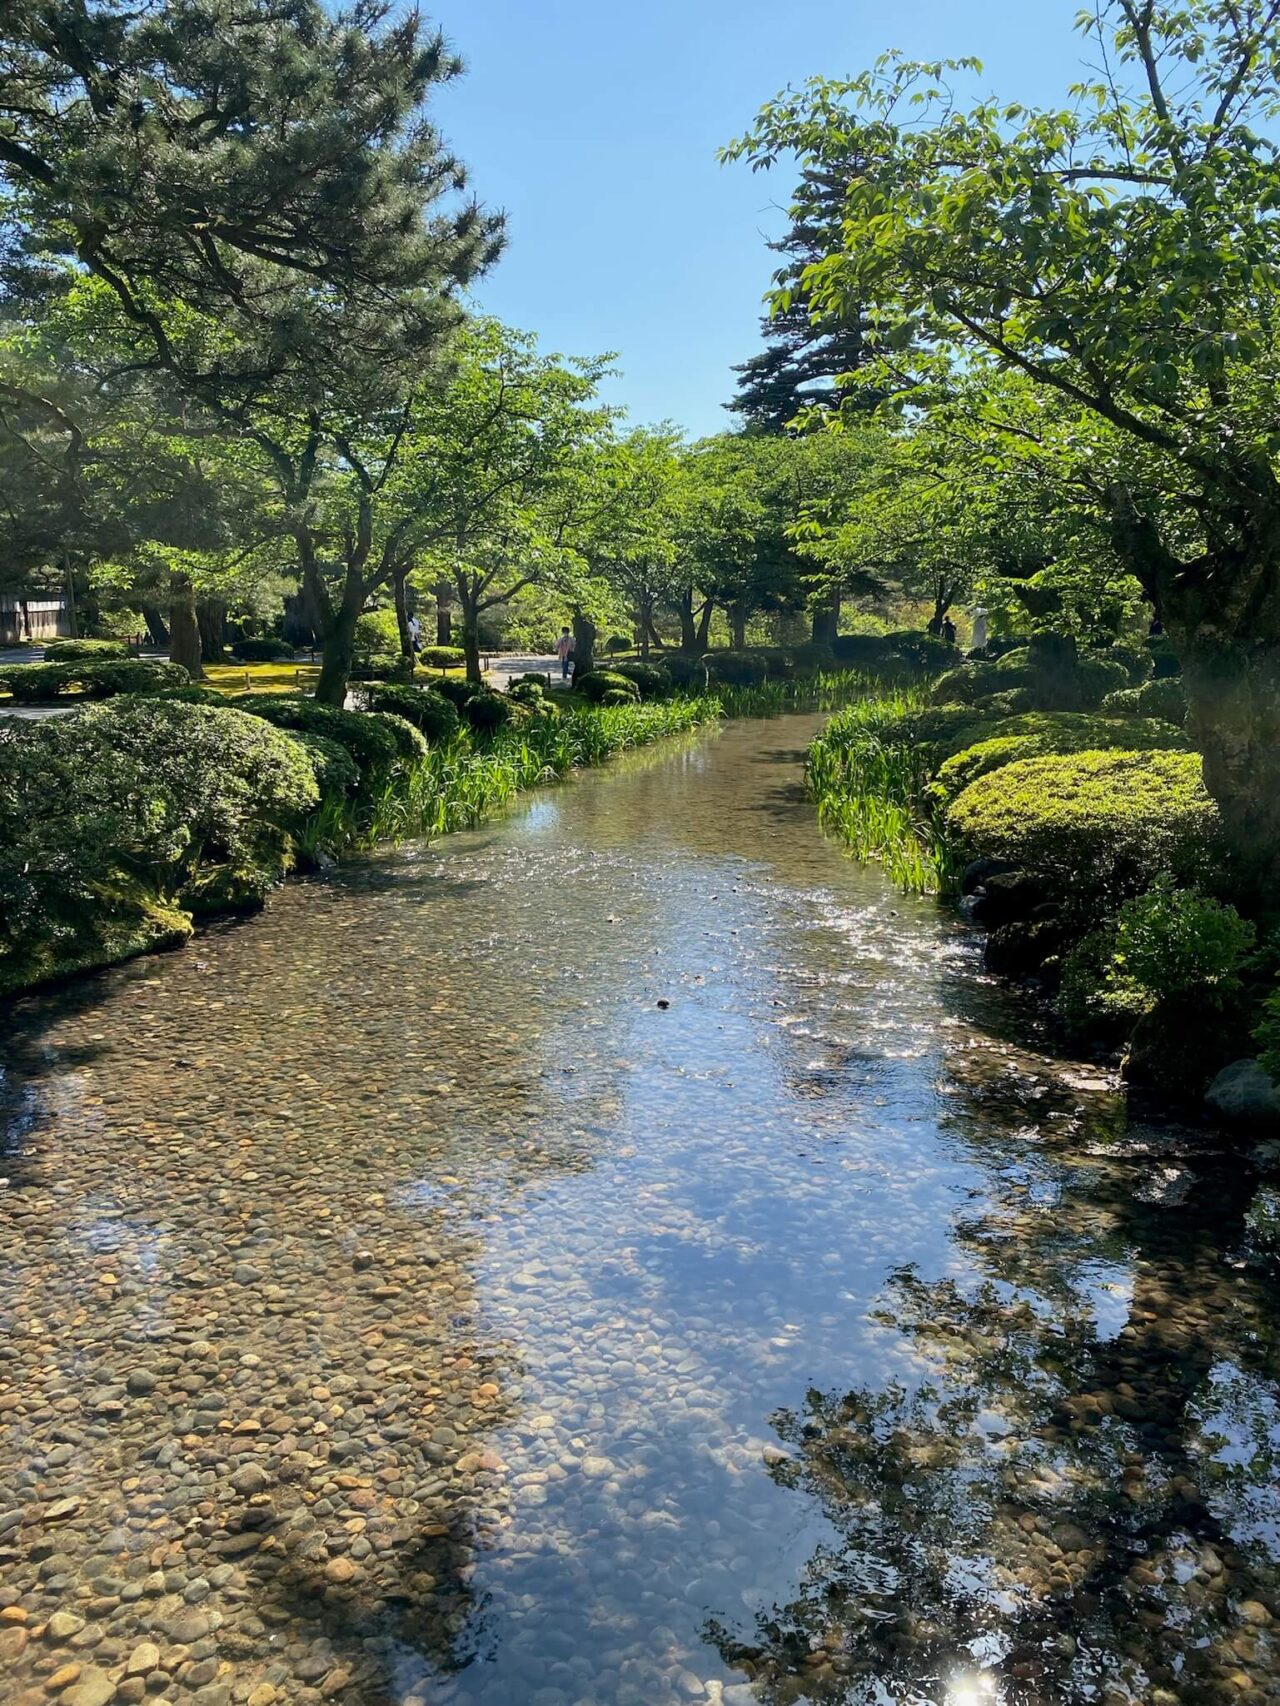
(363, 683, 460, 743)
(230, 637, 295, 662)
(946, 749, 1219, 905)
(574, 669, 642, 703)
(0, 700, 319, 994)
(418, 645, 467, 669)
(1101, 676, 1187, 724)
(0, 659, 189, 702)
(238, 696, 428, 782)
(42, 638, 130, 661)
(932, 715, 1190, 802)
(607, 660, 673, 699)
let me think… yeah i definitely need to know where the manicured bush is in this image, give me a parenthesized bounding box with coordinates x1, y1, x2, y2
(435, 675, 482, 709)
(574, 669, 643, 702)
(607, 660, 672, 699)
(932, 715, 1191, 802)
(930, 649, 1128, 713)
(142, 685, 231, 707)
(946, 749, 1220, 908)
(0, 700, 319, 993)
(600, 687, 635, 705)
(664, 652, 711, 689)
(348, 653, 406, 683)
(1101, 676, 1187, 724)
(230, 636, 295, 662)
(42, 638, 130, 661)
(363, 683, 460, 744)
(1093, 643, 1154, 686)
(703, 651, 769, 687)
(789, 641, 836, 674)
(930, 662, 1003, 705)
(292, 731, 361, 797)
(353, 609, 401, 656)
(883, 630, 955, 673)
(604, 635, 632, 654)
(418, 645, 467, 670)
(238, 696, 423, 781)
(461, 690, 513, 732)
(507, 678, 549, 706)
(0, 658, 190, 702)
(831, 633, 891, 666)
(1058, 876, 1254, 1036)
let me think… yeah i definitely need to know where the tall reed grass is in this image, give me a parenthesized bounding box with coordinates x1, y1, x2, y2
(805, 690, 960, 895)
(297, 696, 717, 859)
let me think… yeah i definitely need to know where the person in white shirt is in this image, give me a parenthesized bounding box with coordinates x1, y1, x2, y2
(555, 627, 574, 679)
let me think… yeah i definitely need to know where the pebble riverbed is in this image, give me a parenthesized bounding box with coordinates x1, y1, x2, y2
(1, 714, 1278, 1706)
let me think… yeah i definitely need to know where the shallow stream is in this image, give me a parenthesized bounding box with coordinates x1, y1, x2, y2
(2, 714, 1278, 1706)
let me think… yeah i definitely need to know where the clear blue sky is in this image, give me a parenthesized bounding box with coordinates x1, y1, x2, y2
(435, 1, 1084, 439)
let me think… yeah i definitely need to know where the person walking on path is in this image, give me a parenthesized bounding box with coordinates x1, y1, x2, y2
(555, 627, 574, 680)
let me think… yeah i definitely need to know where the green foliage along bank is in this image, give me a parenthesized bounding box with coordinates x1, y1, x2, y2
(806, 659, 1277, 1107)
(0, 689, 718, 1001)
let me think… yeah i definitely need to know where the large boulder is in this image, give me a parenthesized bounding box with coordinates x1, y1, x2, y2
(1205, 1060, 1280, 1130)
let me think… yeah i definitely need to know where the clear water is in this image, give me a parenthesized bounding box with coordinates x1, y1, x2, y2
(1, 714, 1277, 1706)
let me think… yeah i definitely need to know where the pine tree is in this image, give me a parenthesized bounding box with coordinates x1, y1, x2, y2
(727, 159, 874, 434)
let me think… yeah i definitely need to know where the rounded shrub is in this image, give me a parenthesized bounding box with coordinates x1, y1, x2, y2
(600, 687, 635, 705)
(932, 716, 1191, 803)
(230, 636, 295, 662)
(435, 675, 482, 710)
(353, 609, 401, 656)
(237, 696, 413, 781)
(507, 678, 549, 707)
(291, 731, 361, 797)
(946, 749, 1220, 907)
(607, 660, 672, 699)
(832, 634, 891, 667)
(42, 638, 130, 661)
(1093, 643, 1155, 686)
(789, 641, 836, 674)
(418, 645, 467, 670)
(574, 669, 642, 703)
(0, 658, 190, 702)
(883, 630, 955, 674)
(703, 651, 768, 687)
(461, 690, 512, 733)
(1059, 876, 1253, 1036)
(363, 683, 460, 744)
(604, 635, 632, 655)
(142, 684, 232, 707)
(929, 662, 1003, 706)
(664, 653, 711, 690)
(0, 698, 321, 992)
(1101, 676, 1187, 724)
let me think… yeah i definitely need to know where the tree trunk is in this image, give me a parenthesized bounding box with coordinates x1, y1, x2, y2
(315, 584, 364, 706)
(169, 573, 205, 680)
(646, 614, 664, 653)
(1178, 640, 1280, 899)
(696, 597, 714, 652)
(810, 589, 839, 645)
(678, 588, 698, 653)
(63, 546, 79, 639)
(435, 577, 453, 647)
(572, 609, 596, 679)
(142, 604, 169, 646)
(197, 598, 225, 662)
(730, 602, 747, 651)
(637, 595, 652, 660)
(393, 566, 415, 667)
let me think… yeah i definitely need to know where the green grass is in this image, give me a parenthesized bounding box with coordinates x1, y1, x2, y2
(805, 689, 961, 895)
(296, 696, 718, 859)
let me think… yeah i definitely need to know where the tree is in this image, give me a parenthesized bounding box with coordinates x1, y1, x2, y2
(725, 0, 1280, 891)
(390, 322, 615, 685)
(726, 156, 878, 434)
(1, 0, 502, 402)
